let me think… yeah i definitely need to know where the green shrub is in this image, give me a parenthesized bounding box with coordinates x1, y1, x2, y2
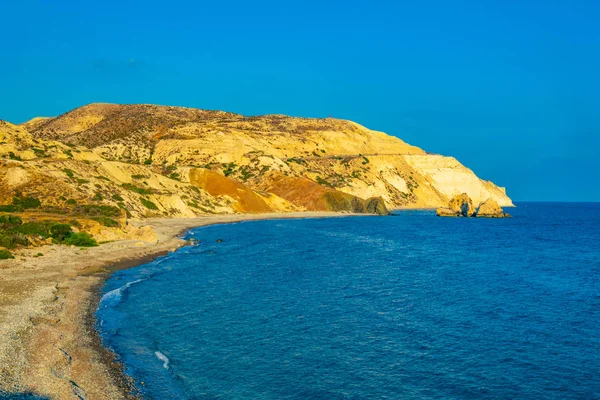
(92, 192, 104, 201)
(73, 204, 121, 217)
(64, 168, 75, 178)
(0, 217, 101, 249)
(63, 232, 97, 247)
(64, 149, 73, 157)
(131, 174, 147, 180)
(112, 193, 124, 201)
(239, 166, 254, 181)
(76, 178, 89, 184)
(0, 234, 15, 249)
(50, 224, 73, 242)
(13, 196, 41, 209)
(0, 215, 22, 228)
(14, 221, 52, 237)
(8, 152, 22, 161)
(66, 199, 77, 205)
(32, 148, 46, 157)
(93, 217, 119, 227)
(122, 183, 152, 195)
(287, 158, 306, 165)
(0, 249, 14, 259)
(35, 252, 43, 257)
(222, 162, 237, 177)
(0, 232, 29, 248)
(143, 159, 152, 165)
(316, 176, 333, 188)
(140, 198, 158, 210)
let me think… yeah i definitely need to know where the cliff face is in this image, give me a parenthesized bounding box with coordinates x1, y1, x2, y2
(0, 103, 512, 218)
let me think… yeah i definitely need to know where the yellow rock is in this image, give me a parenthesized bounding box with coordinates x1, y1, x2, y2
(437, 193, 475, 217)
(476, 198, 511, 218)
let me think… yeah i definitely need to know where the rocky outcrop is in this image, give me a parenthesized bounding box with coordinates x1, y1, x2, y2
(445, 193, 475, 217)
(365, 197, 390, 216)
(257, 172, 388, 215)
(436, 207, 461, 217)
(437, 195, 511, 218)
(476, 198, 511, 218)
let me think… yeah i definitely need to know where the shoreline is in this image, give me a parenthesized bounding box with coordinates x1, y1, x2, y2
(0, 211, 363, 399)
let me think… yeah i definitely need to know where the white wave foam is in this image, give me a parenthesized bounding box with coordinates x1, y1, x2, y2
(155, 351, 170, 369)
(100, 278, 144, 307)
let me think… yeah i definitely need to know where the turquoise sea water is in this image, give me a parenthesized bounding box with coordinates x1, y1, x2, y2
(96, 203, 600, 399)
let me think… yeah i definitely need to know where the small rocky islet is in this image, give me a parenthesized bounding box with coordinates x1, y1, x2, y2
(436, 194, 511, 218)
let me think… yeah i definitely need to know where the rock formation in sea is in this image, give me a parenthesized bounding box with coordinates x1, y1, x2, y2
(436, 193, 474, 217)
(475, 198, 511, 218)
(437, 194, 510, 218)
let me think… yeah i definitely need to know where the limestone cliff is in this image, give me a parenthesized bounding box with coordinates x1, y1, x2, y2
(0, 103, 513, 219)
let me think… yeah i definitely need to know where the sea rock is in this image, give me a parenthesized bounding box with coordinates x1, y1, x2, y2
(476, 198, 511, 218)
(365, 197, 390, 216)
(448, 193, 476, 217)
(436, 193, 475, 217)
(436, 207, 460, 217)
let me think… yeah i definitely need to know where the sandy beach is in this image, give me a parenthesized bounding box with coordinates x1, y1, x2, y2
(0, 211, 356, 399)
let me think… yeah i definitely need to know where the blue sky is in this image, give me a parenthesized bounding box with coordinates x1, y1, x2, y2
(1, 0, 599, 201)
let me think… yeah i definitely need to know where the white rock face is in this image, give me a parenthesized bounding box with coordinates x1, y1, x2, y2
(402, 155, 514, 207)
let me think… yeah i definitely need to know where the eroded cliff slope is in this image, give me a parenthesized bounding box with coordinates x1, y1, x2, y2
(1, 103, 512, 220)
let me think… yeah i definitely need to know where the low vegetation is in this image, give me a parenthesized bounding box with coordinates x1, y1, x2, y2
(222, 162, 237, 177)
(140, 198, 159, 210)
(0, 195, 42, 212)
(0, 249, 14, 259)
(72, 204, 121, 217)
(63, 232, 98, 247)
(92, 216, 120, 227)
(0, 215, 98, 251)
(8, 152, 22, 161)
(122, 183, 152, 195)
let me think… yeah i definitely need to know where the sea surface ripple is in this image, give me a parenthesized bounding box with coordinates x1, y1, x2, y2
(96, 203, 600, 399)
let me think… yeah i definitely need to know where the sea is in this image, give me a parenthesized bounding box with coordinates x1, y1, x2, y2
(95, 203, 600, 399)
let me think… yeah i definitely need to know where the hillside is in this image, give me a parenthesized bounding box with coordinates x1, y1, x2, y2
(1, 103, 512, 229)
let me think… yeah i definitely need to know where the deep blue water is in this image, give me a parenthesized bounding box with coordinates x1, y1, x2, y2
(96, 203, 600, 399)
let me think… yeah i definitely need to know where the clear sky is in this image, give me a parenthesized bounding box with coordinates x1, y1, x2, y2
(1, 1, 599, 202)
